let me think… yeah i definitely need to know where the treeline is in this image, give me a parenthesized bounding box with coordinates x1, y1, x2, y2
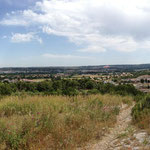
(0, 78, 142, 96)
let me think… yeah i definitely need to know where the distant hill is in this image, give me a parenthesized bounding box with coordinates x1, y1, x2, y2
(0, 64, 150, 74)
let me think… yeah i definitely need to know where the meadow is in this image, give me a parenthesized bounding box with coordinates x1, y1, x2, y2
(0, 94, 133, 150)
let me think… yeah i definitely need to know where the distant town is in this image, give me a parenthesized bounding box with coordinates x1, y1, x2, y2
(1, 64, 150, 93)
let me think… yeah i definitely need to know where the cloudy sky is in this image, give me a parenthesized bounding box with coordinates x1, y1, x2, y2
(0, 0, 150, 67)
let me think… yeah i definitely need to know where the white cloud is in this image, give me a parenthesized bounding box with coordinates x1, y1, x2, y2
(79, 45, 106, 53)
(1, 0, 150, 52)
(42, 53, 91, 59)
(11, 32, 42, 43)
(1, 19, 28, 26)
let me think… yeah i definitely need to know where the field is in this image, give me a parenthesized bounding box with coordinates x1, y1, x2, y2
(0, 94, 133, 150)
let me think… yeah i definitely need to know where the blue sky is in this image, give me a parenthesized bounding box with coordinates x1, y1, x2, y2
(0, 0, 150, 67)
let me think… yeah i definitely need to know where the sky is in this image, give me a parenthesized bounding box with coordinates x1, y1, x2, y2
(1, 0, 150, 67)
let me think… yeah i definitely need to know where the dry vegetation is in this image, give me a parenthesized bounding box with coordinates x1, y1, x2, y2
(0, 94, 133, 150)
(132, 95, 150, 134)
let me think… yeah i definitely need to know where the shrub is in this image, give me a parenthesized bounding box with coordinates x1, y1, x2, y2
(132, 95, 150, 133)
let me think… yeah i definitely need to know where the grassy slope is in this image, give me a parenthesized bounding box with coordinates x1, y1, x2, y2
(132, 95, 150, 134)
(0, 94, 133, 150)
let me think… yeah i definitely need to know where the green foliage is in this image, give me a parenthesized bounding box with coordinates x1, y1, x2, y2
(132, 95, 150, 133)
(87, 89, 99, 94)
(132, 95, 150, 120)
(0, 78, 142, 97)
(0, 83, 12, 95)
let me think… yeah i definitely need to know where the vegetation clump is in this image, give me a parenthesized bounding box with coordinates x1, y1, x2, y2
(132, 95, 150, 133)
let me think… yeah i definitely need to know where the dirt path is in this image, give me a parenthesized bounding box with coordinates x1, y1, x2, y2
(78, 104, 150, 150)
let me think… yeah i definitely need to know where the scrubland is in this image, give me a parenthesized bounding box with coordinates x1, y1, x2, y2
(0, 94, 133, 150)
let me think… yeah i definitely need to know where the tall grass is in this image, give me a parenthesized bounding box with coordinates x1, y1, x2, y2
(132, 95, 150, 134)
(0, 94, 132, 150)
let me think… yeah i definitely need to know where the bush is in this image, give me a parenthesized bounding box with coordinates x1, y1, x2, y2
(0, 79, 142, 97)
(132, 95, 150, 133)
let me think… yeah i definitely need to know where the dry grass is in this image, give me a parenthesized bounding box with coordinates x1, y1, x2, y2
(0, 94, 133, 150)
(135, 115, 150, 134)
(132, 96, 150, 134)
(132, 111, 150, 134)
